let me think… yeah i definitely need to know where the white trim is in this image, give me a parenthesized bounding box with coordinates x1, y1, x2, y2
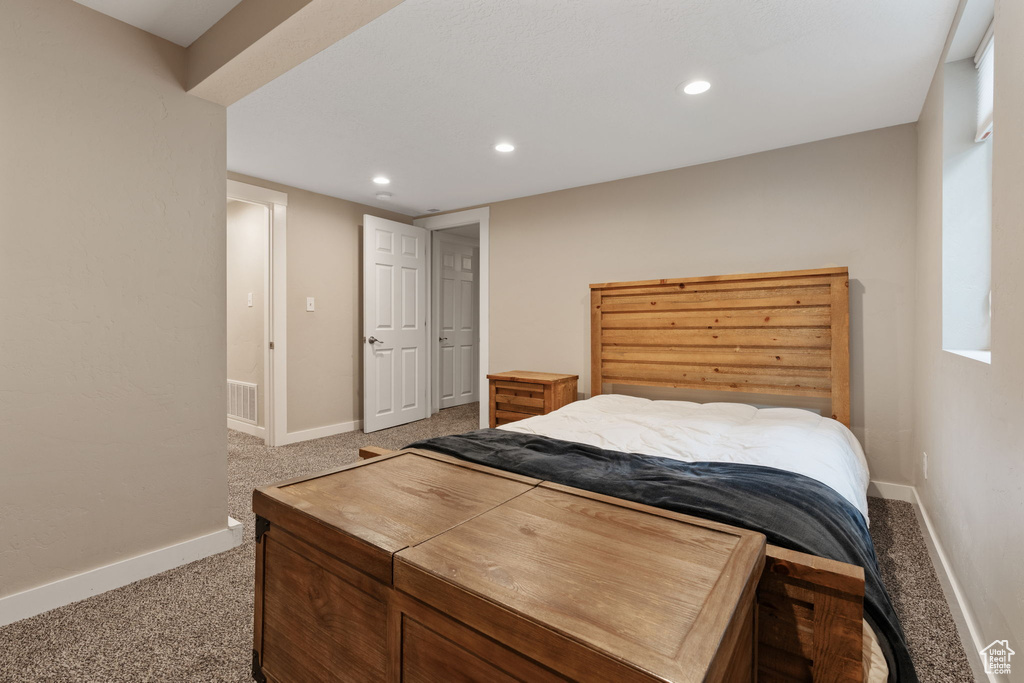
(973, 19, 994, 66)
(228, 417, 266, 438)
(227, 179, 287, 206)
(945, 348, 992, 364)
(270, 202, 287, 446)
(866, 480, 915, 502)
(0, 517, 243, 628)
(415, 207, 490, 428)
(278, 420, 362, 446)
(227, 180, 288, 447)
(869, 480, 995, 683)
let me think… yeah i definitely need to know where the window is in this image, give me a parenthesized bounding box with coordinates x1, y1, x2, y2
(942, 20, 993, 363)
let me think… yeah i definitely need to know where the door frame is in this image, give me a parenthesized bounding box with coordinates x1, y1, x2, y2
(430, 230, 480, 412)
(414, 207, 490, 428)
(227, 179, 288, 446)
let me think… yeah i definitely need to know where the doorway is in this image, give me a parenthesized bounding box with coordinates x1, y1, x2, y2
(415, 207, 490, 428)
(226, 179, 288, 445)
(226, 198, 270, 440)
(432, 226, 480, 411)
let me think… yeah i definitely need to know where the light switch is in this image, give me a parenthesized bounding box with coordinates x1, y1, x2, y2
(247, 292, 253, 307)
(306, 297, 315, 312)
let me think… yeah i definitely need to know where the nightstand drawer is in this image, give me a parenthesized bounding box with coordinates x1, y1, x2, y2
(487, 372, 578, 428)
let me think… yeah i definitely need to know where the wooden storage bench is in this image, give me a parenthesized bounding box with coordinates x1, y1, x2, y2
(487, 370, 578, 427)
(252, 449, 765, 683)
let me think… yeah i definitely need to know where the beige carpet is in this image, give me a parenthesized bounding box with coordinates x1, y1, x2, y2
(0, 403, 973, 682)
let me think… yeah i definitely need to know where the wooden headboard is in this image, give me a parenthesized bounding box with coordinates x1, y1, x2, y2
(590, 267, 850, 426)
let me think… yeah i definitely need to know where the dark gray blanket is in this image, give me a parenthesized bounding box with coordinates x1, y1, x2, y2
(407, 429, 916, 682)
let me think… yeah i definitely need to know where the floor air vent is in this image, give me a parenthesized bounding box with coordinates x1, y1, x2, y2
(228, 380, 258, 424)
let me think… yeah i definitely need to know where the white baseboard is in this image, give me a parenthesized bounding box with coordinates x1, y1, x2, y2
(228, 418, 265, 438)
(0, 517, 243, 628)
(867, 479, 916, 502)
(278, 420, 362, 446)
(869, 480, 993, 682)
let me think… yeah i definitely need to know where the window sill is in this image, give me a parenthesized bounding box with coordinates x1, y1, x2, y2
(944, 349, 992, 364)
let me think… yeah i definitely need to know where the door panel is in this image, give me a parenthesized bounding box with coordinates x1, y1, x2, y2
(434, 232, 479, 410)
(363, 216, 428, 432)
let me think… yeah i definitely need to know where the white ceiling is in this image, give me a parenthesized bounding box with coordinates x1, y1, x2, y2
(215, 0, 957, 216)
(73, 0, 242, 47)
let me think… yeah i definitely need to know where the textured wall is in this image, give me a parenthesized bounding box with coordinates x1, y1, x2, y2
(227, 200, 267, 426)
(227, 173, 410, 433)
(914, 0, 1024, 654)
(487, 125, 919, 484)
(0, 0, 227, 596)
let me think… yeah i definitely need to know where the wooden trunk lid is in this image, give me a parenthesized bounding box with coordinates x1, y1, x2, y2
(252, 450, 539, 584)
(395, 482, 766, 683)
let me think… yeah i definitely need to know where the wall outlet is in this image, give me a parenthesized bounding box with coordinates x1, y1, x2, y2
(922, 451, 928, 480)
(306, 297, 315, 312)
(247, 292, 253, 307)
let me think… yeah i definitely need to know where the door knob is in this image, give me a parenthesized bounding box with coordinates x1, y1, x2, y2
(368, 336, 382, 344)
(439, 336, 448, 342)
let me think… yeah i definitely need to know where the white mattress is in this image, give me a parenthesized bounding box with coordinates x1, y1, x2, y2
(498, 394, 871, 521)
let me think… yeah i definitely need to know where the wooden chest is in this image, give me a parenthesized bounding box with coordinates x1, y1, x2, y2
(252, 450, 765, 683)
(487, 370, 578, 427)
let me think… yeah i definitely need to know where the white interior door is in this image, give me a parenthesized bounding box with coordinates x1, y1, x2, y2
(434, 232, 479, 409)
(363, 216, 428, 433)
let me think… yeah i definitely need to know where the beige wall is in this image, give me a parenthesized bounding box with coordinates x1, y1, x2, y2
(486, 124, 919, 484)
(913, 0, 1024, 654)
(0, 0, 227, 596)
(227, 200, 267, 426)
(227, 173, 410, 432)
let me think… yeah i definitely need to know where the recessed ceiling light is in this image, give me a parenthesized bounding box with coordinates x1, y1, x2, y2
(373, 176, 390, 185)
(680, 80, 711, 95)
(494, 142, 515, 153)
(376, 192, 392, 200)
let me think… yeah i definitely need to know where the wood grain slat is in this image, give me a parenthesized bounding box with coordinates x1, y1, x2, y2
(496, 403, 544, 416)
(494, 393, 544, 408)
(493, 380, 544, 393)
(600, 288, 831, 308)
(829, 274, 851, 426)
(601, 346, 832, 368)
(592, 289, 604, 397)
(602, 327, 832, 348)
(602, 307, 831, 329)
(598, 377, 831, 398)
(590, 267, 848, 290)
(494, 410, 531, 422)
(397, 597, 570, 683)
(602, 362, 831, 391)
(600, 293, 832, 313)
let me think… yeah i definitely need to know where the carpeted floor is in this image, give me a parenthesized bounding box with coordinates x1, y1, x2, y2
(0, 403, 975, 682)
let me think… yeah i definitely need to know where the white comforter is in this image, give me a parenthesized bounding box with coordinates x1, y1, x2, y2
(498, 394, 871, 521)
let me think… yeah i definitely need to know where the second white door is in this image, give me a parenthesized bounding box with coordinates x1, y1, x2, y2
(433, 231, 479, 409)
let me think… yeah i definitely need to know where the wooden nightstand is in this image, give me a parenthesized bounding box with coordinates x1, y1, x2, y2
(487, 371, 578, 428)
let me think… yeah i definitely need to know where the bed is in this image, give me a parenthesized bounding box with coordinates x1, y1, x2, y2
(254, 267, 914, 682)
(402, 267, 914, 682)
